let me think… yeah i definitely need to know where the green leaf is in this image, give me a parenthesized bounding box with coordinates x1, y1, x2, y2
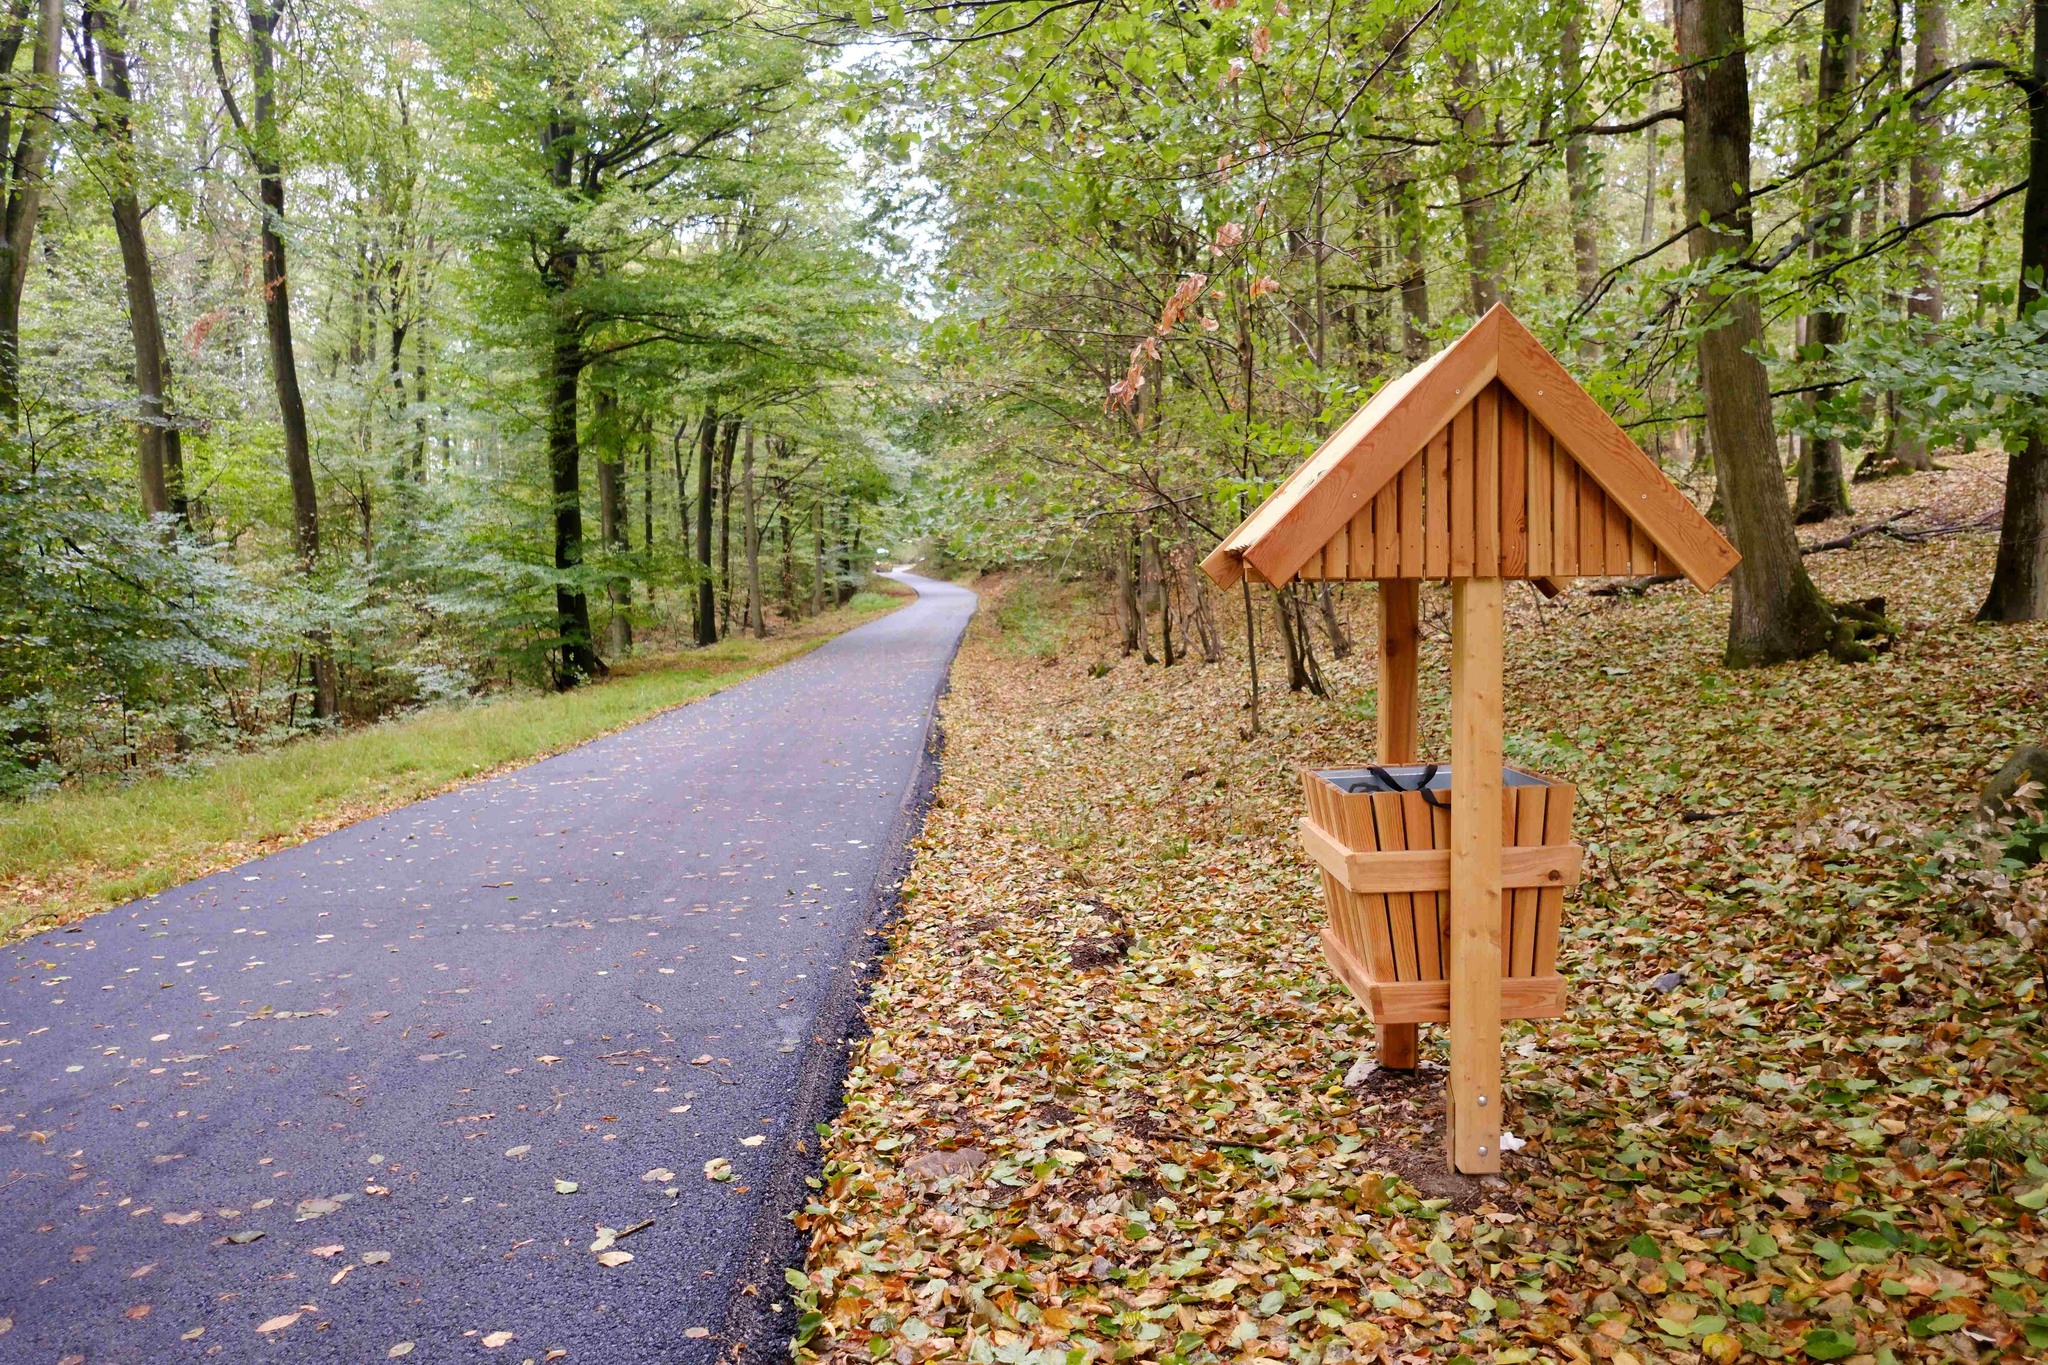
(1803, 1328, 1858, 1360)
(1628, 1233, 1659, 1258)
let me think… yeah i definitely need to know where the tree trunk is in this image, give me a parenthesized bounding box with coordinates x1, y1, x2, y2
(1393, 181, 1432, 364)
(1794, 0, 1857, 523)
(742, 424, 764, 639)
(546, 318, 603, 681)
(695, 404, 718, 646)
(1676, 0, 1840, 665)
(87, 0, 186, 524)
(1449, 46, 1500, 316)
(811, 495, 826, 617)
(1882, 0, 1948, 475)
(596, 390, 630, 659)
(1115, 530, 1142, 655)
(214, 0, 336, 714)
(1979, 0, 2048, 622)
(0, 0, 60, 428)
(1562, 8, 1602, 360)
(716, 416, 738, 634)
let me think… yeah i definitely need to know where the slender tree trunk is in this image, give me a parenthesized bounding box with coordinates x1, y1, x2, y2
(742, 424, 764, 639)
(595, 390, 630, 659)
(811, 495, 826, 617)
(1393, 182, 1432, 364)
(1562, 8, 1602, 360)
(1676, 0, 1840, 665)
(1880, 0, 1948, 475)
(213, 0, 337, 713)
(1794, 0, 1857, 523)
(694, 404, 718, 646)
(1115, 530, 1142, 655)
(0, 0, 59, 428)
(716, 415, 738, 633)
(1979, 0, 2048, 622)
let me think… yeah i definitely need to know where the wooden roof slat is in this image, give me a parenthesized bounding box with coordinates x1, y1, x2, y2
(1201, 305, 1738, 592)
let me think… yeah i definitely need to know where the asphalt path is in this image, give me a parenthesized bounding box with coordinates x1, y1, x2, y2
(0, 572, 975, 1365)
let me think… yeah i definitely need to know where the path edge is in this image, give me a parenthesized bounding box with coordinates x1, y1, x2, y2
(716, 580, 974, 1364)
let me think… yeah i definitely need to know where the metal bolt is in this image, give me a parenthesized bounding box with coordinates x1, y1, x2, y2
(1476, 1095, 1488, 1107)
(1478, 1145, 1489, 1156)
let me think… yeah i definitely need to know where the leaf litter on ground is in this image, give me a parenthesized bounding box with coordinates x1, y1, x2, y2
(798, 463, 2048, 1364)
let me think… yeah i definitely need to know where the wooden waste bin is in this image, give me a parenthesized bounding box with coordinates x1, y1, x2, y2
(1299, 764, 1579, 1024)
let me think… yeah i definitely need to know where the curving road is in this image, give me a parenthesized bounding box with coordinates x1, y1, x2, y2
(0, 573, 975, 1365)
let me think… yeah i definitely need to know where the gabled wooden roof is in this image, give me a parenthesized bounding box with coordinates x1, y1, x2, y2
(1201, 305, 1739, 591)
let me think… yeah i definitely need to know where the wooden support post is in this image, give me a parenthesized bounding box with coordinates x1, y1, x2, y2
(1375, 578, 1421, 1070)
(1376, 579, 1420, 762)
(1448, 576, 1504, 1173)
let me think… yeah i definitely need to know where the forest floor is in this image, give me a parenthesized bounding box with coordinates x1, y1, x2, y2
(0, 587, 908, 941)
(796, 457, 2048, 1365)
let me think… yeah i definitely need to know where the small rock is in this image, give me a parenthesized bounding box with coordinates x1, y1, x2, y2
(1644, 970, 1685, 994)
(1343, 1057, 1379, 1088)
(903, 1147, 988, 1181)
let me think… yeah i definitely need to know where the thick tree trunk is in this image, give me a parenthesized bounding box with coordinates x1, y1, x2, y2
(1677, 0, 1839, 665)
(1115, 530, 1142, 655)
(695, 404, 718, 646)
(742, 424, 764, 639)
(1449, 48, 1500, 316)
(546, 320, 603, 682)
(1979, 0, 2048, 622)
(0, 0, 59, 428)
(1393, 182, 1432, 364)
(1795, 0, 1857, 523)
(88, 0, 186, 523)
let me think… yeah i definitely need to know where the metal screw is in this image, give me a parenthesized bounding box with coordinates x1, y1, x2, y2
(1476, 1095, 1488, 1107)
(1478, 1145, 1489, 1156)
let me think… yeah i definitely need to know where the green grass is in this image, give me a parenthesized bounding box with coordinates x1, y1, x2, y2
(0, 593, 904, 940)
(988, 577, 1080, 660)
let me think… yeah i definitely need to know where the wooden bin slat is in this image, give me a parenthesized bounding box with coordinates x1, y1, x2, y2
(1374, 484, 1400, 577)
(1552, 433, 1578, 576)
(1527, 421, 1553, 577)
(1324, 513, 1350, 579)
(1374, 792, 1420, 978)
(1399, 456, 1424, 577)
(1511, 784, 1547, 975)
(1348, 505, 1371, 580)
(1401, 789, 1441, 979)
(1535, 781, 1575, 975)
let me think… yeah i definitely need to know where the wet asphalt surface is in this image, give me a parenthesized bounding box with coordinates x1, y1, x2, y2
(0, 573, 976, 1365)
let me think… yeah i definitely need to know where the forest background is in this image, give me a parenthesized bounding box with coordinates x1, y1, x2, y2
(2, 0, 2045, 799)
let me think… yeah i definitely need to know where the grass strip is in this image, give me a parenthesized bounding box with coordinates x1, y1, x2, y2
(0, 591, 904, 939)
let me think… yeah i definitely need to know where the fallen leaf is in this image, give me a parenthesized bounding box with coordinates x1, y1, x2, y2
(387, 1344, 414, 1359)
(553, 1179, 579, 1195)
(504, 1145, 530, 1159)
(481, 1330, 515, 1348)
(596, 1250, 633, 1267)
(162, 1211, 202, 1226)
(307, 1244, 345, 1258)
(225, 1229, 266, 1245)
(641, 1167, 674, 1182)
(180, 1327, 204, 1341)
(703, 1157, 732, 1181)
(255, 1312, 301, 1334)
(330, 1265, 353, 1286)
(361, 1251, 392, 1265)
(684, 1326, 710, 1338)
(739, 1135, 766, 1147)
(689, 1054, 713, 1065)
(124, 1304, 151, 1321)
